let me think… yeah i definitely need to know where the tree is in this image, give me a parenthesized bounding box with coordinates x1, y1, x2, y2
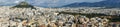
(11, 1, 36, 10)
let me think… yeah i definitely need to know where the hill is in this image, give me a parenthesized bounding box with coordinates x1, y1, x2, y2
(62, 0, 120, 8)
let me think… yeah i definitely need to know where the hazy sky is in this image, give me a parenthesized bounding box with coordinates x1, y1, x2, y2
(0, 0, 105, 7)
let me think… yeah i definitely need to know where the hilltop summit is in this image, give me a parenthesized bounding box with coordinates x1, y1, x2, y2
(11, 1, 36, 9)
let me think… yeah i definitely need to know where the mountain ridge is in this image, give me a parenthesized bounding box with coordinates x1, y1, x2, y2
(62, 0, 120, 8)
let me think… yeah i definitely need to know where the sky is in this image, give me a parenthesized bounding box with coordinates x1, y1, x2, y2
(0, 0, 105, 7)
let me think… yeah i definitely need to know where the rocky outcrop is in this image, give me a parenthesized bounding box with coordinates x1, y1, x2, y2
(11, 1, 36, 10)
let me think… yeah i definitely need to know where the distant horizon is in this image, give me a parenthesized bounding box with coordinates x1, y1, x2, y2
(0, 0, 105, 7)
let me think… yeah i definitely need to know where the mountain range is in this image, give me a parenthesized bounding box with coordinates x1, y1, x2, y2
(62, 0, 120, 8)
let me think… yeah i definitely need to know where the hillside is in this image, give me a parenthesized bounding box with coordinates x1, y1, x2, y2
(62, 0, 120, 8)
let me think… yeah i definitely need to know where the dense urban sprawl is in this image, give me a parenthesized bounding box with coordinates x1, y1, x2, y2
(0, 6, 120, 27)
